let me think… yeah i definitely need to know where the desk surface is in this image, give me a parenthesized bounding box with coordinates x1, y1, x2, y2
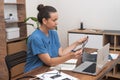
(13, 56, 120, 80)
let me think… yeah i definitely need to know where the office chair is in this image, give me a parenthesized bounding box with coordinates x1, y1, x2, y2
(5, 51, 27, 80)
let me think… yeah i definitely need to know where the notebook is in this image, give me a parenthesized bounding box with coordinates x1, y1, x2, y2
(73, 43, 110, 75)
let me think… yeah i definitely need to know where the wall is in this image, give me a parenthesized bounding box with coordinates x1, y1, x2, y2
(26, 0, 58, 35)
(26, 0, 120, 48)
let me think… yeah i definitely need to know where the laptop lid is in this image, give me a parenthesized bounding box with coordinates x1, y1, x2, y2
(95, 43, 110, 73)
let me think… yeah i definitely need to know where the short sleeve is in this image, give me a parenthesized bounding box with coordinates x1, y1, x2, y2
(30, 36, 48, 55)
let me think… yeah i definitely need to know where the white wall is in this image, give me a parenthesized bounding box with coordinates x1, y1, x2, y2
(26, 0, 120, 48)
(26, 0, 58, 35)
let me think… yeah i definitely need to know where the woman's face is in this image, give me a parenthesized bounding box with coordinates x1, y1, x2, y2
(44, 12, 58, 30)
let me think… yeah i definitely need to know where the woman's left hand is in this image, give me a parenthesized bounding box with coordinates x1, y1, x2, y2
(71, 49, 83, 59)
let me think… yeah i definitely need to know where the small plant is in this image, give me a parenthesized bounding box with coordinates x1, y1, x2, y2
(24, 16, 57, 30)
(24, 17, 39, 29)
(24, 17, 40, 43)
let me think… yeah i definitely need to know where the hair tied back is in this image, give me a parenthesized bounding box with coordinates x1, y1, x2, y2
(37, 4, 44, 11)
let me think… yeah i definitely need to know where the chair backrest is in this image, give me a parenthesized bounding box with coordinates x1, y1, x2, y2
(5, 51, 27, 80)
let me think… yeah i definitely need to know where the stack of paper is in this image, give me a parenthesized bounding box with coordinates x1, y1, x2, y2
(50, 59, 77, 71)
(36, 70, 79, 80)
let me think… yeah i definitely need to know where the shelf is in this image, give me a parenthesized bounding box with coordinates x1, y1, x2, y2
(106, 71, 120, 79)
(5, 20, 24, 23)
(116, 36, 120, 47)
(115, 46, 120, 49)
(110, 46, 114, 49)
(103, 35, 114, 46)
(4, 3, 24, 5)
(106, 64, 120, 79)
(7, 37, 26, 43)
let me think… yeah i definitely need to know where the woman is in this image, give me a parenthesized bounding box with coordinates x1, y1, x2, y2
(24, 4, 88, 72)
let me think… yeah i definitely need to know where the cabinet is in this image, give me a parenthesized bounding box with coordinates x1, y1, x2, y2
(68, 29, 103, 49)
(103, 30, 120, 52)
(68, 28, 120, 79)
(103, 30, 120, 79)
(69, 33, 103, 49)
(0, 0, 27, 79)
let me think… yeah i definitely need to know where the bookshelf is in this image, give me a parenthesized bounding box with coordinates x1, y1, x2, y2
(0, 0, 27, 79)
(103, 30, 120, 79)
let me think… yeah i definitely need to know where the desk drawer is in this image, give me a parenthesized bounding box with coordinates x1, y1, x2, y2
(7, 40, 26, 55)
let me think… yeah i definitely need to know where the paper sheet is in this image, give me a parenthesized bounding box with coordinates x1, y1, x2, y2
(60, 64, 76, 70)
(64, 59, 77, 64)
(110, 53, 119, 60)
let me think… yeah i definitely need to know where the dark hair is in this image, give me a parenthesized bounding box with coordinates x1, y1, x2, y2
(37, 4, 57, 24)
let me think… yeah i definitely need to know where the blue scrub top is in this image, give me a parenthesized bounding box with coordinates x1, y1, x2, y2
(24, 29, 60, 72)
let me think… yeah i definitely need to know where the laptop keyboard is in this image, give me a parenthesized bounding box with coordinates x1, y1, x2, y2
(83, 63, 96, 73)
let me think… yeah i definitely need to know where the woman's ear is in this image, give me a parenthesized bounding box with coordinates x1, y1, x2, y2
(42, 18, 47, 24)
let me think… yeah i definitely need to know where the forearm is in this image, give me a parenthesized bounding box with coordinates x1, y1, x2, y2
(39, 52, 73, 67)
(49, 53, 73, 66)
(62, 36, 88, 56)
(50, 49, 82, 66)
(60, 41, 82, 56)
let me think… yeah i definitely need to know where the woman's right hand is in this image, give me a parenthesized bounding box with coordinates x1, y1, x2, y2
(77, 36, 88, 45)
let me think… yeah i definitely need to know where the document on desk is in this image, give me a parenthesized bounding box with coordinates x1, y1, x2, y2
(59, 59, 77, 70)
(109, 53, 119, 60)
(36, 70, 79, 80)
(50, 59, 77, 71)
(90, 52, 119, 60)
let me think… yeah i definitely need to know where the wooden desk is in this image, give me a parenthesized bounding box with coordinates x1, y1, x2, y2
(13, 56, 120, 80)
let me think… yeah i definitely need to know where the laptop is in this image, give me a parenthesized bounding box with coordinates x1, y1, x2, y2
(73, 43, 110, 75)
